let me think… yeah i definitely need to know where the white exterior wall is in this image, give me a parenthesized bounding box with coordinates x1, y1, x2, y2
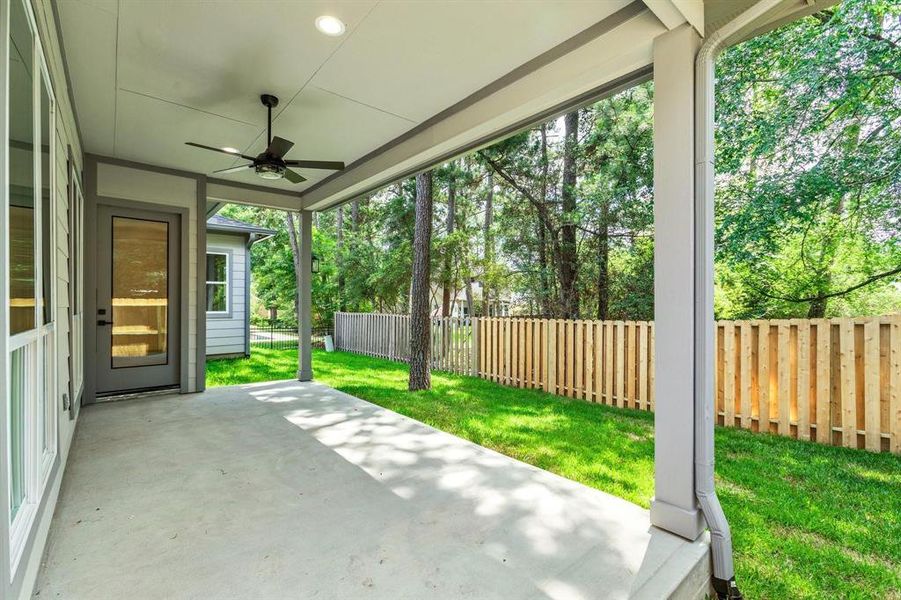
(94, 162, 199, 392)
(206, 232, 247, 357)
(3, 1, 85, 598)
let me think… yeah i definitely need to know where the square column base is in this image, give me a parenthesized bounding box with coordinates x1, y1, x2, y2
(650, 497, 706, 540)
(297, 369, 313, 382)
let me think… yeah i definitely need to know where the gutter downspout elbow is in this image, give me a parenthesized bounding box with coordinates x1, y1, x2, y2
(693, 1, 784, 598)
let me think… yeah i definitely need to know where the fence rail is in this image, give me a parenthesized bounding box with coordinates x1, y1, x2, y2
(334, 312, 900, 453)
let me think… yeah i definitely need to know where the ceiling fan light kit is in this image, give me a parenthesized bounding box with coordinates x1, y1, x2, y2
(185, 94, 345, 184)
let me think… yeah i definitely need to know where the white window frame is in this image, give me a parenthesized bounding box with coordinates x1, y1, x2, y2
(205, 251, 230, 315)
(5, 0, 57, 576)
(68, 165, 84, 399)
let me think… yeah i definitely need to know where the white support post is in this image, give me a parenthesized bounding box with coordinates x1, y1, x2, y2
(297, 210, 313, 382)
(650, 24, 706, 540)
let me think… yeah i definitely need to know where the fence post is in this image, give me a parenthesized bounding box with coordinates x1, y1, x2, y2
(471, 317, 479, 377)
(891, 314, 900, 453)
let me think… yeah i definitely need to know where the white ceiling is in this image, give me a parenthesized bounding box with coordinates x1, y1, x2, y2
(57, 0, 633, 194)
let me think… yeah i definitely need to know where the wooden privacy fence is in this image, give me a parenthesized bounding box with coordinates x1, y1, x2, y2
(334, 312, 900, 453)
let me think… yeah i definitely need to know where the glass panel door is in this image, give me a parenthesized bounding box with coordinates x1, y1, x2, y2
(111, 217, 169, 367)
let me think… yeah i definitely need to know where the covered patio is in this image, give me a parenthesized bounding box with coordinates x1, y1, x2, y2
(35, 381, 709, 599)
(1, 0, 837, 597)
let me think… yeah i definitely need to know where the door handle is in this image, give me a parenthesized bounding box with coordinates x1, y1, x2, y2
(97, 320, 114, 326)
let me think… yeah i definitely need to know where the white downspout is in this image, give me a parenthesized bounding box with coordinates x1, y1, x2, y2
(694, 1, 784, 598)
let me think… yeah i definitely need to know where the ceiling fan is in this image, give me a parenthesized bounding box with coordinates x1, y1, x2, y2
(185, 94, 345, 184)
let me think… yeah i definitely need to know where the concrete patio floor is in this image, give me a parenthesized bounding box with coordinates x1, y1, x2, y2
(35, 380, 711, 599)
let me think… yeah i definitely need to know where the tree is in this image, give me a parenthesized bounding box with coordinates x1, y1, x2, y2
(408, 171, 433, 391)
(714, 0, 900, 318)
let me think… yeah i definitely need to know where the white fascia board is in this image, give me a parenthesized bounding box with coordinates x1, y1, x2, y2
(207, 181, 302, 212)
(301, 7, 665, 212)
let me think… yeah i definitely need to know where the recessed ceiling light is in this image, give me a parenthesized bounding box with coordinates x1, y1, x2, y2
(315, 15, 345, 36)
(222, 147, 240, 154)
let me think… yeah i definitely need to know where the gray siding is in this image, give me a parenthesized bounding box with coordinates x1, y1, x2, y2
(206, 232, 247, 356)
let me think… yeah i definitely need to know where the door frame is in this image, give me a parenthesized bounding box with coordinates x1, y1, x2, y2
(95, 204, 182, 394)
(84, 192, 190, 403)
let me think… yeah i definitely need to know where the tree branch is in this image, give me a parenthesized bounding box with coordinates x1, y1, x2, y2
(759, 265, 901, 303)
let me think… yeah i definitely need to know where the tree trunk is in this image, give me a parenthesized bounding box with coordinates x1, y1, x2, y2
(336, 206, 344, 310)
(482, 171, 494, 316)
(596, 200, 609, 320)
(285, 212, 302, 324)
(559, 110, 580, 319)
(538, 124, 551, 317)
(351, 199, 361, 229)
(465, 279, 474, 318)
(409, 171, 433, 391)
(441, 171, 456, 317)
(806, 197, 845, 318)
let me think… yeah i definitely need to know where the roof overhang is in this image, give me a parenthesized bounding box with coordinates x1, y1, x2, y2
(57, 0, 833, 214)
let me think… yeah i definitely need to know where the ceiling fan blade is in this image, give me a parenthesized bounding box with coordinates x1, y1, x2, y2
(213, 163, 254, 175)
(283, 159, 345, 171)
(185, 142, 255, 160)
(283, 168, 307, 184)
(266, 136, 294, 158)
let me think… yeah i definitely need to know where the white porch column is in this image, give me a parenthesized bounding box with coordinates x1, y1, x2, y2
(297, 209, 313, 381)
(650, 24, 705, 540)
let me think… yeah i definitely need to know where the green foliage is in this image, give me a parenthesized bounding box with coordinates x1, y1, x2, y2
(208, 349, 901, 599)
(225, 0, 899, 322)
(715, 0, 901, 317)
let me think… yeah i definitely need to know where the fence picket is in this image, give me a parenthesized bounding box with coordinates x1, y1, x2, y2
(604, 322, 614, 406)
(840, 319, 857, 448)
(615, 322, 625, 407)
(816, 319, 832, 445)
(797, 321, 811, 441)
(758, 323, 770, 434)
(777, 323, 791, 436)
(547, 320, 557, 394)
(723, 323, 735, 427)
(891, 315, 900, 453)
(740, 323, 752, 429)
(864, 320, 880, 451)
(582, 321, 594, 402)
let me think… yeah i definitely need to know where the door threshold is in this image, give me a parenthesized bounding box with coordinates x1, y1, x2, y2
(95, 385, 181, 403)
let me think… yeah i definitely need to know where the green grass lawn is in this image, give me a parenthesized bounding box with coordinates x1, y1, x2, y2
(207, 348, 901, 599)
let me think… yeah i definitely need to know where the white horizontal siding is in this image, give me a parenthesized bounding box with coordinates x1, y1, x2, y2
(205, 233, 247, 356)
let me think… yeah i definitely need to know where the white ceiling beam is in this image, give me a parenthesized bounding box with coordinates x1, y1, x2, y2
(207, 179, 302, 212)
(643, 0, 704, 35)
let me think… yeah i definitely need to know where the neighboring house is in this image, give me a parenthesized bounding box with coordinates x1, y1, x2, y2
(429, 282, 512, 318)
(204, 214, 274, 358)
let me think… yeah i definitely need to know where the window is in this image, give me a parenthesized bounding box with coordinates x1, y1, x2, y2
(9, 0, 35, 336)
(206, 252, 229, 313)
(6, 0, 57, 574)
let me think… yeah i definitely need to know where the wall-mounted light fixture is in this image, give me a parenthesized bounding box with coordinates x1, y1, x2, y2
(311, 254, 321, 274)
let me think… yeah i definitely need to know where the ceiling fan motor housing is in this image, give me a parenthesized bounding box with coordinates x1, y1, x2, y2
(255, 161, 285, 180)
